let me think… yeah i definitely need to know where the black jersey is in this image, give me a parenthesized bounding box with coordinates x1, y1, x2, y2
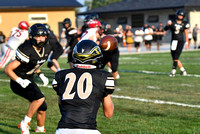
(164, 20, 189, 41)
(48, 30, 63, 60)
(52, 67, 115, 129)
(15, 40, 52, 79)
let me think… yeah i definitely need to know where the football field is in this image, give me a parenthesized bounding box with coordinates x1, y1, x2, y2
(0, 50, 200, 133)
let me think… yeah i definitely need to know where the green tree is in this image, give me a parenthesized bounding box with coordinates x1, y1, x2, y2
(85, 0, 122, 10)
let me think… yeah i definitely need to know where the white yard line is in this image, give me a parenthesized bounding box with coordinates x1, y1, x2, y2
(40, 68, 200, 78)
(119, 69, 200, 78)
(112, 95, 200, 108)
(1, 77, 200, 108)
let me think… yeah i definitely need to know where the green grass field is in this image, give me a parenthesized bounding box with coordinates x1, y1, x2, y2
(1, 50, 200, 134)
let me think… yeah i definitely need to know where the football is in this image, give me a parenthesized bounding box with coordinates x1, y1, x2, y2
(99, 35, 118, 51)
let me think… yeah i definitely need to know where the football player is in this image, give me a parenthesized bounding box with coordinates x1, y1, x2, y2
(164, 9, 189, 77)
(98, 24, 120, 80)
(44, 23, 63, 72)
(80, 19, 102, 43)
(52, 40, 114, 134)
(61, 18, 79, 68)
(5, 23, 52, 134)
(0, 21, 29, 70)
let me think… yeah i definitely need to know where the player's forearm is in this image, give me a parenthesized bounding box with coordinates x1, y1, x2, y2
(103, 95, 114, 118)
(5, 64, 19, 81)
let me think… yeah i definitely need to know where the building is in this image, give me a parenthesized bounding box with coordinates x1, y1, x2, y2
(78, 0, 200, 43)
(0, 0, 82, 38)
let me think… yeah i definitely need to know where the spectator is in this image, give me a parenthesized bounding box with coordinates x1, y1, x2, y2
(156, 22, 165, 51)
(192, 24, 199, 49)
(125, 25, 134, 52)
(104, 24, 114, 35)
(114, 25, 124, 46)
(134, 27, 144, 52)
(151, 25, 158, 43)
(186, 27, 192, 50)
(144, 26, 153, 51)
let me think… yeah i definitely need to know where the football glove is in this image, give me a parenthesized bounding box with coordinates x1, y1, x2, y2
(16, 77, 31, 88)
(39, 73, 49, 86)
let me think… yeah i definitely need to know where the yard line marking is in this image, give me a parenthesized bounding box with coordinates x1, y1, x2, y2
(112, 95, 200, 108)
(119, 69, 200, 78)
(1, 78, 200, 108)
(40, 68, 200, 78)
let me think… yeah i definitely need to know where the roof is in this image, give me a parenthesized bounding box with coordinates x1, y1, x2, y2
(78, 0, 200, 15)
(0, 0, 82, 9)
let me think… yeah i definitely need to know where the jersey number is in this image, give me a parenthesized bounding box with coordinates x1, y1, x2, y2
(63, 72, 93, 100)
(12, 29, 22, 37)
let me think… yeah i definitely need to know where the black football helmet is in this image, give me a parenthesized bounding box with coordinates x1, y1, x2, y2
(91, 13, 99, 20)
(72, 40, 103, 67)
(43, 23, 51, 30)
(176, 9, 185, 20)
(63, 18, 71, 27)
(29, 23, 49, 48)
(84, 15, 92, 24)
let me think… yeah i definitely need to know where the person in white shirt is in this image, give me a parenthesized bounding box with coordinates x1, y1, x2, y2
(0, 21, 29, 70)
(186, 27, 192, 50)
(144, 26, 153, 51)
(134, 27, 144, 52)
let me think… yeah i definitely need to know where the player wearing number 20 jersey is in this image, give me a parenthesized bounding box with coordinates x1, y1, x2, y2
(0, 21, 29, 69)
(52, 40, 115, 134)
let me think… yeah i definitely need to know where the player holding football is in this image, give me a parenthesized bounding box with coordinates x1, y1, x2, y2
(164, 9, 189, 77)
(0, 21, 29, 70)
(52, 40, 114, 134)
(5, 23, 52, 134)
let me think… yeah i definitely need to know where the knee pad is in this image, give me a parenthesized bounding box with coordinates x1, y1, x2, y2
(47, 61, 53, 68)
(38, 101, 47, 111)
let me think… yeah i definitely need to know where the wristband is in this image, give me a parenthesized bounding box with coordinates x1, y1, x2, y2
(37, 72, 42, 76)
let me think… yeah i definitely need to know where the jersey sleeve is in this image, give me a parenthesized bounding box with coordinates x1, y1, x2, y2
(15, 43, 30, 63)
(104, 73, 115, 97)
(52, 70, 65, 95)
(184, 22, 190, 29)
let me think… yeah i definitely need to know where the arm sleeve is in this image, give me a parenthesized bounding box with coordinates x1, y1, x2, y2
(103, 73, 115, 97)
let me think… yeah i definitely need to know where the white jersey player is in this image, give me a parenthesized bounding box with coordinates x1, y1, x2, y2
(80, 20, 101, 43)
(0, 21, 29, 70)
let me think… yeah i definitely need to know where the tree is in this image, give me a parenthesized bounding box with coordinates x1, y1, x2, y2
(85, 0, 122, 10)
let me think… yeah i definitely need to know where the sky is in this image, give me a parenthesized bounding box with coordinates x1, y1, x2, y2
(77, 0, 87, 12)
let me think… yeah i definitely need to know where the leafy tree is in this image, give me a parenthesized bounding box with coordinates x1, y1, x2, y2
(85, 0, 122, 10)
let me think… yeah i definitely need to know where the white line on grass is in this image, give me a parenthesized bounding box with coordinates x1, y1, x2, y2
(40, 68, 200, 78)
(1, 79, 200, 108)
(119, 70, 200, 78)
(112, 95, 200, 108)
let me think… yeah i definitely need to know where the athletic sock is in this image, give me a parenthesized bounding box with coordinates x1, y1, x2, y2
(36, 126, 45, 131)
(180, 67, 185, 72)
(23, 115, 31, 124)
(171, 69, 176, 74)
